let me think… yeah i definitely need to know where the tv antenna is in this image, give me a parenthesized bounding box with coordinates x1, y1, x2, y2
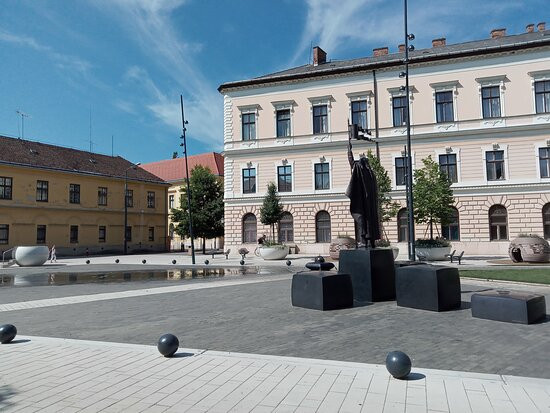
(16, 110, 31, 139)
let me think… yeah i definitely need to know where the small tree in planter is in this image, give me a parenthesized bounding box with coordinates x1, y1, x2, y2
(260, 182, 284, 243)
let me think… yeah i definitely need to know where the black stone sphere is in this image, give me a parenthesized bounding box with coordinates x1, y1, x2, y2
(386, 351, 412, 379)
(142, 259, 146, 264)
(157, 333, 179, 357)
(204, 260, 209, 265)
(240, 260, 245, 265)
(0, 324, 17, 344)
(286, 260, 291, 266)
(86, 260, 90, 264)
(115, 259, 119, 263)
(172, 260, 176, 264)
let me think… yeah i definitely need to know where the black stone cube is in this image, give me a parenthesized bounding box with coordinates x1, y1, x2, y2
(339, 248, 395, 303)
(291, 271, 353, 311)
(396, 265, 461, 311)
(471, 290, 546, 324)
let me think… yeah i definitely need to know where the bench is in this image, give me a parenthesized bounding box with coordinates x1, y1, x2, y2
(471, 290, 546, 324)
(210, 249, 231, 260)
(445, 250, 464, 264)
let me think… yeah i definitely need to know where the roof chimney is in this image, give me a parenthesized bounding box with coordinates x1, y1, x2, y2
(373, 47, 389, 57)
(313, 46, 327, 66)
(526, 23, 535, 33)
(398, 44, 405, 52)
(490, 28, 506, 38)
(432, 38, 446, 48)
(538, 22, 546, 32)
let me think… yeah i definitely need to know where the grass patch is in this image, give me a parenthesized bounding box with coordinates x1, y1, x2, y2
(460, 269, 550, 285)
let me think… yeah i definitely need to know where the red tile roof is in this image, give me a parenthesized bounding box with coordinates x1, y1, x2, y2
(141, 152, 224, 182)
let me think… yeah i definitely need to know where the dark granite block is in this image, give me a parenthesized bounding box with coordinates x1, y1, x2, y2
(339, 248, 395, 303)
(291, 271, 353, 311)
(396, 265, 461, 311)
(471, 290, 546, 324)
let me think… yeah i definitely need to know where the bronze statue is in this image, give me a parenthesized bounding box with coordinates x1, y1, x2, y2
(346, 124, 381, 248)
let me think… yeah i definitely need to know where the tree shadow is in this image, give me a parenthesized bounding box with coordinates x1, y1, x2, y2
(0, 385, 17, 408)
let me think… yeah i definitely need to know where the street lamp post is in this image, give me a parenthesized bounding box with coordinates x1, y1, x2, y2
(124, 163, 140, 255)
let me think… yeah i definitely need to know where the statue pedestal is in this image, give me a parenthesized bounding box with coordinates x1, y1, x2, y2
(339, 248, 395, 303)
(291, 271, 353, 311)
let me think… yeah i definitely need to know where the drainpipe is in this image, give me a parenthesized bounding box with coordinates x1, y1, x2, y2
(372, 69, 380, 159)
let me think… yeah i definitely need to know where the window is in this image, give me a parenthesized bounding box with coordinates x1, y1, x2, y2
(392, 96, 408, 127)
(37, 225, 46, 244)
(98, 226, 106, 242)
(125, 226, 132, 242)
(242, 113, 256, 141)
(0, 224, 9, 244)
(489, 205, 507, 240)
(242, 168, 256, 194)
(148, 227, 155, 241)
(398, 208, 409, 242)
(535, 80, 550, 114)
(276, 109, 291, 137)
(70, 225, 79, 243)
(36, 180, 48, 202)
(441, 208, 460, 241)
(98, 187, 107, 206)
(486, 150, 505, 181)
(278, 212, 293, 242)
(242, 213, 257, 243)
(314, 163, 330, 190)
(147, 191, 155, 208)
(315, 211, 331, 243)
(481, 86, 501, 118)
(126, 189, 133, 207)
(395, 157, 407, 186)
(0, 177, 12, 200)
(277, 165, 292, 192)
(169, 195, 175, 209)
(351, 100, 368, 130)
(435, 91, 454, 123)
(312, 105, 328, 134)
(69, 184, 80, 204)
(543, 204, 550, 239)
(439, 154, 457, 183)
(539, 147, 550, 178)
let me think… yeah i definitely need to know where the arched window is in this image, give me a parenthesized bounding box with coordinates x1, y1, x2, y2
(489, 205, 507, 241)
(278, 212, 293, 242)
(543, 203, 550, 239)
(397, 208, 408, 242)
(441, 207, 460, 241)
(315, 211, 331, 243)
(242, 213, 257, 243)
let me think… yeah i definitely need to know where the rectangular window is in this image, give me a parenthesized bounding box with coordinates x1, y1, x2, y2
(98, 187, 108, 206)
(0, 177, 13, 200)
(314, 163, 330, 190)
(481, 86, 501, 118)
(535, 80, 550, 114)
(351, 100, 368, 130)
(242, 168, 256, 194)
(486, 150, 505, 181)
(70, 225, 78, 243)
(36, 225, 46, 244)
(276, 109, 291, 137)
(148, 227, 154, 241)
(0, 224, 9, 244)
(312, 105, 328, 134)
(395, 157, 407, 186)
(277, 165, 292, 192)
(169, 194, 174, 209)
(436, 91, 454, 123)
(147, 191, 155, 208)
(36, 180, 49, 202)
(98, 226, 106, 243)
(540, 148, 550, 178)
(392, 96, 408, 127)
(125, 226, 132, 242)
(126, 189, 133, 207)
(69, 184, 80, 204)
(242, 113, 256, 141)
(439, 154, 458, 183)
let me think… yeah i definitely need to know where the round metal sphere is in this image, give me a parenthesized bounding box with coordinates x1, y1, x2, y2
(142, 259, 146, 264)
(157, 333, 179, 357)
(86, 260, 90, 264)
(172, 260, 176, 264)
(0, 324, 17, 344)
(385, 351, 412, 379)
(204, 260, 209, 265)
(240, 260, 245, 265)
(286, 260, 291, 266)
(115, 259, 119, 263)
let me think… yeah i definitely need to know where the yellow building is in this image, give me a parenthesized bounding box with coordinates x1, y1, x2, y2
(0, 135, 169, 256)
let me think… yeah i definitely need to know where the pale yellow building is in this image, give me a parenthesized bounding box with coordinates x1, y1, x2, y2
(219, 24, 550, 256)
(0, 135, 169, 257)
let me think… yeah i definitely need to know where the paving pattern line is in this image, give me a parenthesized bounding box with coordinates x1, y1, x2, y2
(0, 274, 291, 312)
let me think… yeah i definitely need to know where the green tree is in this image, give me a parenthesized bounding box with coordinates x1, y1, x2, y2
(259, 182, 284, 242)
(366, 150, 400, 228)
(171, 165, 224, 254)
(413, 155, 455, 240)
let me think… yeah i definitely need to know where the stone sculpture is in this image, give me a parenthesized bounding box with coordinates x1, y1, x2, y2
(508, 235, 550, 263)
(385, 351, 412, 379)
(157, 333, 179, 357)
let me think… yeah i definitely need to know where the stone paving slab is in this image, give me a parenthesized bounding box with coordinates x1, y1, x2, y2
(1, 336, 549, 412)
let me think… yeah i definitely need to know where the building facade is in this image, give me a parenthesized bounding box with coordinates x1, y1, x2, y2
(0, 136, 169, 256)
(141, 152, 224, 251)
(218, 24, 550, 256)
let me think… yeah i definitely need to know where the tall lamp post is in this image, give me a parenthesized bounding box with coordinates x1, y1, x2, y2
(180, 95, 195, 265)
(124, 163, 140, 255)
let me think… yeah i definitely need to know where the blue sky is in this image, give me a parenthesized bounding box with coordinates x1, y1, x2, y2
(0, 0, 546, 163)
